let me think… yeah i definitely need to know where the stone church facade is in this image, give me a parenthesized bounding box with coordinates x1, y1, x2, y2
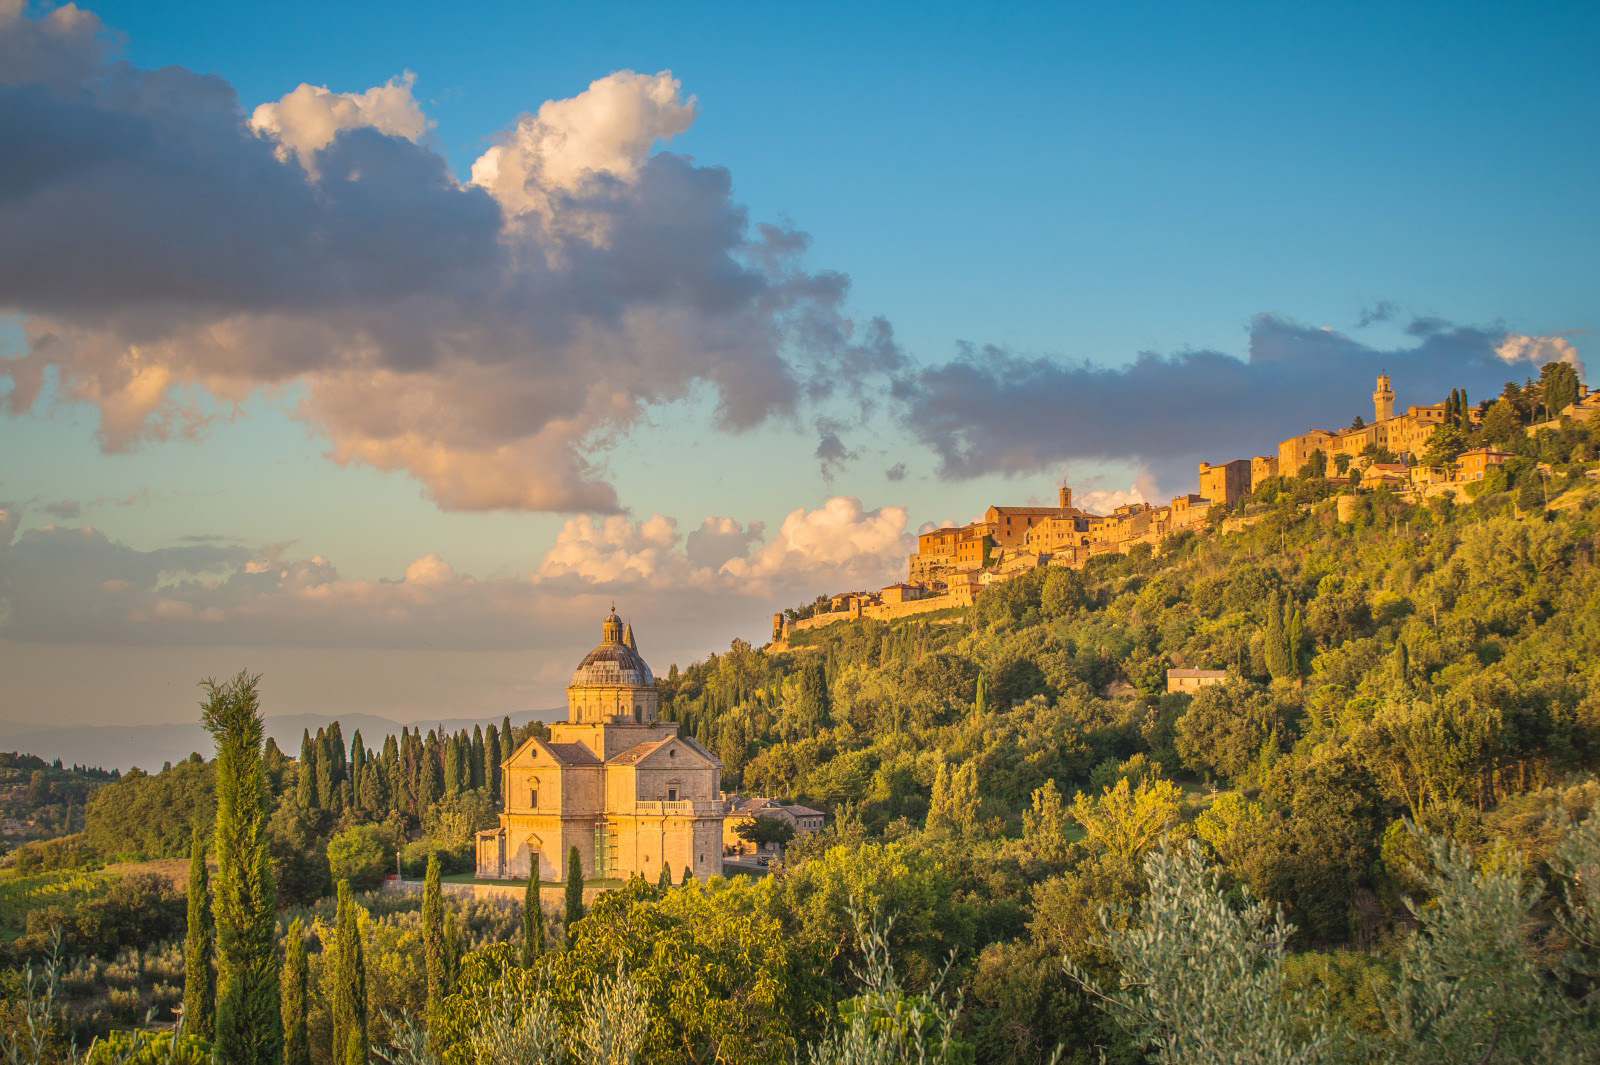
(475, 611, 725, 883)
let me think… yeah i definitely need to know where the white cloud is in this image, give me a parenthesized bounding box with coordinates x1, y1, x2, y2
(536, 513, 683, 584)
(1494, 334, 1586, 381)
(470, 70, 696, 223)
(251, 72, 430, 173)
(721, 496, 910, 589)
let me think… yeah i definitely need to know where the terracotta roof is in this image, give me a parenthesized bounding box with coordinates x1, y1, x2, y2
(542, 741, 601, 766)
(608, 738, 672, 765)
(1167, 668, 1227, 678)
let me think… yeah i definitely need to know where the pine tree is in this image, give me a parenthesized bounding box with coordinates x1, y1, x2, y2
(330, 880, 368, 1065)
(422, 854, 449, 1037)
(182, 822, 215, 1040)
(281, 919, 311, 1065)
(565, 846, 584, 943)
(522, 871, 544, 967)
(202, 671, 281, 1065)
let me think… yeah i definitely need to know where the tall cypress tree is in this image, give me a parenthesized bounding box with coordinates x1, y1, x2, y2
(657, 862, 671, 892)
(564, 846, 584, 943)
(202, 671, 281, 1065)
(182, 822, 215, 1040)
(1264, 592, 1294, 681)
(297, 731, 316, 809)
(348, 731, 364, 806)
(485, 723, 501, 806)
(316, 730, 336, 813)
(442, 734, 462, 795)
(500, 716, 514, 766)
(281, 919, 311, 1065)
(328, 721, 346, 786)
(330, 880, 368, 1065)
(470, 725, 486, 790)
(422, 855, 447, 1029)
(521, 871, 544, 967)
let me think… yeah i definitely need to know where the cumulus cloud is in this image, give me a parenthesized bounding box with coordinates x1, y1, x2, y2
(470, 70, 696, 223)
(720, 496, 910, 589)
(897, 314, 1585, 484)
(250, 72, 430, 173)
(0, 4, 903, 513)
(1495, 334, 1586, 379)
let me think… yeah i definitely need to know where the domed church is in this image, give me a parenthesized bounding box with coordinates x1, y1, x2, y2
(475, 611, 725, 883)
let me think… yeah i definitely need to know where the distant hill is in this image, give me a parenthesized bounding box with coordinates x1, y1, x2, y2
(0, 708, 564, 773)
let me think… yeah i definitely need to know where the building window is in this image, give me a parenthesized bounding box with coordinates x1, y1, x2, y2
(634, 705, 642, 723)
(667, 787, 679, 802)
(529, 789, 538, 809)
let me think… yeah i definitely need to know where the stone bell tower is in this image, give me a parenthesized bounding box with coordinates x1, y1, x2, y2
(1373, 374, 1394, 423)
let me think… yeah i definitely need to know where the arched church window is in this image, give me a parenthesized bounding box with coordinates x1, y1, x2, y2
(634, 705, 642, 723)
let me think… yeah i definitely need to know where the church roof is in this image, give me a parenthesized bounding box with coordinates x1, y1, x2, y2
(571, 609, 655, 687)
(607, 734, 720, 768)
(609, 738, 672, 765)
(543, 741, 601, 765)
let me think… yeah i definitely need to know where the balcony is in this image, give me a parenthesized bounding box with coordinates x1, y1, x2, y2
(633, 800, 723, 817)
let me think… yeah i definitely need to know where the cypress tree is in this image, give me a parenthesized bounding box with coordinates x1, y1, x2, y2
(564, 846, 584, 942)
(470, 725, 486, 790)
(297, 731, 316, 809)
(202, 671, 281, 1065)
(442, 734, 461, 795)
(328, 720, 346, 784)
(330, 880, 368, 1065)
(1264, 592, 1293, 681)
(396, 730, 415, 816)
(281, 919, 310, 1065)
(316, 730, 336, 812)
(500, 716, 514, 765)
(423, 730, 443, 801)
(422, 855, 447, 1028)
(657, 862, 672, 892)
(182, 822, 215, 1040)
(485, 723, 501, 805)
(681, 865, 693, 886)
(348, 731, 364, 804)
(522, 871, 544, 967)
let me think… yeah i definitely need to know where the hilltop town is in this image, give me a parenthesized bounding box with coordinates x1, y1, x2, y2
(774, 369, 1597, 640)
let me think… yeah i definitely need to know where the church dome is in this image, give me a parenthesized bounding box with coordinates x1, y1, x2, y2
(570, 611, 655, 687)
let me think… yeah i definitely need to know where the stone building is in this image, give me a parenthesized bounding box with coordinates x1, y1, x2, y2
(1167, 668, 1227, 693)
(1197, 459, 1252, 507)
(475, 611, 724, 883)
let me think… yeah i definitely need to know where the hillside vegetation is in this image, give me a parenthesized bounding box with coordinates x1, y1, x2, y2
(8, 454, 1600, 1063)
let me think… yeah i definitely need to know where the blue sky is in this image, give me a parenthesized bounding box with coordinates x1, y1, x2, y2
(1, 0, 1595, 738)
